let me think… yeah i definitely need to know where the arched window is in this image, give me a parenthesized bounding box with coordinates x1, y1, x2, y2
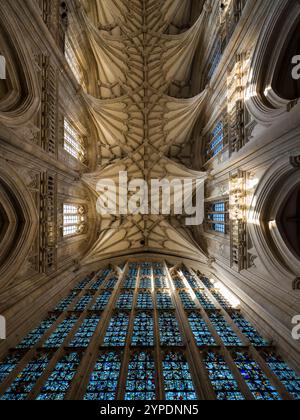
(63, 204, 87, 237)
(64, 119, 86, 162)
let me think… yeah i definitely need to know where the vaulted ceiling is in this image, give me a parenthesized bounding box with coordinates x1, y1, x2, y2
(77, 0, 208, 264)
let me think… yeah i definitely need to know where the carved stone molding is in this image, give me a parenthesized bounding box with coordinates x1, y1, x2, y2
(290, 155, 300, 168)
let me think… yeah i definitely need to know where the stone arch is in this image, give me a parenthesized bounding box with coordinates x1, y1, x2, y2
(0, 160, 38, 286)
(0, 4, 40, 125)
(245, 0, 300, 125)
(248, 153, 300, 283)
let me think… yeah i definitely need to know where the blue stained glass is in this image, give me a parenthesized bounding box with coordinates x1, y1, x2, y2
(139, 277, 152, 289)
(69, 315, 101, 348)
(156, 291, 174, 310)
(179, 291, 197, 309)
(140, 264, 151, 276)
(159, 312, 183, 346)
(123, 271, 137, 289)
(182, 271, 199, 289)
(1, 354, 50, 400)
(125, 352, 156, 400)
(105, 277, 118, 289)
(73, 294, 93, 312)
(37, 352, 81, 400)
(90, 269, 110, 290)
(154, 277, 168, 288)
(43, 316, 78, 349)
(262, 353, 300, 400)
(17, 315, 58, 349)
(233, 352, 281, 400)
(92, 291, 112, 310)
(74, 276, 93, 290)
(55, 290, 78, 312)
(116, 291, 134, 310)
(205, 352, 244, 400)
(188, 312, 216, 346)
(163, 352, 197, 400)
(231, 313, 269, 347)
(131, 313, 154, 347)
(136, 292, 153, 310)
(172, 277, 185, 289)
(201, 277, 214, 289)
(102, 313, 129, 347)
(195, 291, 216, 310)
(209, 313, 243, 347)
(84, 352, 122, 400)
(211, 290, 233, 310)
(0, 353, 23, 384)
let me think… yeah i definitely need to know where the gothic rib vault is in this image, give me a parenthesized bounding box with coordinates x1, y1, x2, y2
(77, 0, 208, 264)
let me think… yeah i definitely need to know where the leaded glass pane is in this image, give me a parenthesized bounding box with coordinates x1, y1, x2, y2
(231, 313, 269, 346)
(233, 352, 281, 400)
(1, 354, 50, 400)
(163, 352, 197, 400)
(84, 352, 122, 400)
(125, 352, 156, 400)
(102, 313, 129, 347)
(116, 291, 134, 310)
(209, 313, 242, 346)
(139, 277, 152, 289)
(37, 352, 81, 400)
(195, 290, 216, 310)
(172, 277, 185, 289)
(92, 291, 112, 311)
(205, 352, 244, 400)
(156, 291, 174, 310)
(17, 315, 58, 349)
(73, 294, 93, 312)
(55, 290, 78, 312)
(0, 353, 23, 384)
(159, 312, 183, 346)
(69, 315, 101, 348)
(136, 292, 153, 310)
(131, 313, 154, 347)
(188, 312, 216, 346)
(179, 291, 197, 309)
(262, 353, 300, 400)
(43, 316, 78, 349)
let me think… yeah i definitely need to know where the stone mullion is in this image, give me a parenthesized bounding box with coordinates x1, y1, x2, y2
(152, 264, 165, 400)
(116, 265, 140, 400)
(164, 263, 207, 400)
(69, 263, 130, 400)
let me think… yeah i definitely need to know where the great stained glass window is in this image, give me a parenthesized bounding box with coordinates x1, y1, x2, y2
(90, 270, 110, 290)
(17, 315, 58, 349)
(262, 353, 300, 399)
(125, 352, 156, 400)
(205, 352, 244, 400)
(209, 313, 243, 346)
(1, 354, 50, 400)
(163, 352, 197, 400)
(102, 313, 129, 347)
(0, 353, 23, 384)
(233, 352, 281, 400)
(159, 312, 183, 346)
(43, 316, 78, 349)
(154, 277, 168, 288)
(84, 352, 122, 400)
(37, 352, 81, 400)
(131, 313, 154, 347)
(188, 312, 216, 346)
(69, 315, 101, 348)
(139, 277, 152, 289)
(211, 289, 233, 310)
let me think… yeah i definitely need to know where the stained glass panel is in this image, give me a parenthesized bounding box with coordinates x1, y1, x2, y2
(195, 290, 216, 310)
(205, 352, 244, 400)
(131, 313, 154, 347)
(69, 315, 101, 348)
(188, 312, 216, 346)
(159, 312, 183, 346)
(179, 291, 197, 309)
(37, 352, 81, 400)
(55, 290, 78, 312)
(43, 316, 78, 349)
(1, 354, 50, 400)
(102, 313, 129, 347)
(139, 277, 152, 289)
(231, 313, 269, 347)
(233, 352, 281, 400)
(17, 315, 58, 349)
(209, 313, 242, 346)
(73, 294, 93, 312)
(136, 292, 153, 310)
(0, 353, 23, 384)
(116, 291, 134, 310)
(92, 291, 112, 311)
(125, 352, 156, 400)
(84, 352, 122, 400)
(156, 291, 174, 310)
(163, 352, 197, 400)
